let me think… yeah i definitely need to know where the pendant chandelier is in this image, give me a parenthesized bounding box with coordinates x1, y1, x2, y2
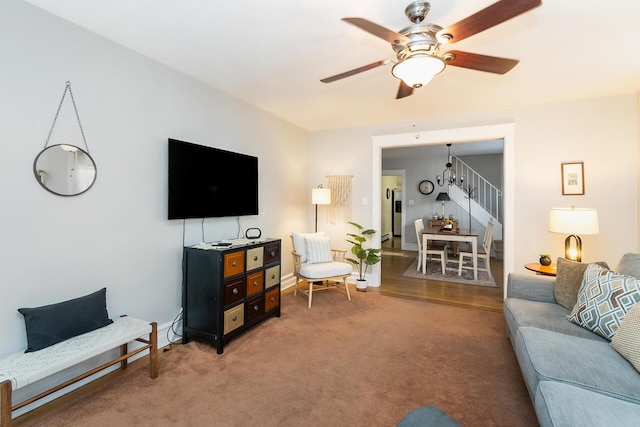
(436, 144, 464, 186)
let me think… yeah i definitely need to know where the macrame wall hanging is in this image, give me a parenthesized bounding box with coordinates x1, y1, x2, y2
(326, 175, 352, 224)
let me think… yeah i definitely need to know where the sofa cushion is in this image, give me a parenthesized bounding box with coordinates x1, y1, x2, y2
(616, 253, 640, 278)
(291, 231, 324, 263)
(503, 298, 606, 344)
(514, 327, 640, 405)
(299, 261, 352, 279)
(304, 235, 333, 264)
(554, 257, 608, 310)
(535, 381, 640, 427)
(566, 263, 640, 339)
(18, 288, 113, 353)
(611, 302, 640, 373)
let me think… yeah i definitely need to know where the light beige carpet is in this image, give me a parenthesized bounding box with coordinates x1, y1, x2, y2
(20, 290, 534, 427)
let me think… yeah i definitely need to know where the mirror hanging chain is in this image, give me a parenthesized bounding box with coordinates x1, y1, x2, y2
(44, 81, 90, 152)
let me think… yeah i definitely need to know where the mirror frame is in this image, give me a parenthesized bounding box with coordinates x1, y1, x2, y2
(33, 144, 97, 196)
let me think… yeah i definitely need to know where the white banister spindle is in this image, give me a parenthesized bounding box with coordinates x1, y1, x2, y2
(453, 157, 503, 223)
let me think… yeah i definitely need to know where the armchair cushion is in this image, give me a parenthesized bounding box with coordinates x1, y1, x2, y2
(305, 235, 333, 264)
(291, 231, 324, 263)
(299, 261, 352, 280)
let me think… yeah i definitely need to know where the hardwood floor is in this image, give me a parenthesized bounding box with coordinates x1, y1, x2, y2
(372, 236, 504, 312)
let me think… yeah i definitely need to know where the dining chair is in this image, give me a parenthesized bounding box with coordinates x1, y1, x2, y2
(415, 219, 448, 274)
(291, 232, 352, 308)
(458, 220, 494, 279)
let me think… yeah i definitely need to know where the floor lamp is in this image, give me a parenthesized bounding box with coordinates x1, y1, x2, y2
(312, 185, 331, 232)
(548, 206, 599, 262)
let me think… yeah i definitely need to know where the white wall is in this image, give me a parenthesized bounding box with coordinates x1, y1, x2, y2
(0, 0, 309, 355)
(310, 95, 639, 285)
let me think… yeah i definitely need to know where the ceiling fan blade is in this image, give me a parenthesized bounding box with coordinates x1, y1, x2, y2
(443, 50, 519, 74)
(342, 17, 411, 44)
(437, 0, 542, 44)
(396, 81, 414, 99)
(320, 59, 391, 83)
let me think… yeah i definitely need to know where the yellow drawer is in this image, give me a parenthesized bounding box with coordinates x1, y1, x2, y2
(265, 265, 280, 289)
(246, 247, 264, 271)
(224, 304, 244, 335)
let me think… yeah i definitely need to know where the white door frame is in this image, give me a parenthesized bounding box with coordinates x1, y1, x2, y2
(371, 123, 515, 299)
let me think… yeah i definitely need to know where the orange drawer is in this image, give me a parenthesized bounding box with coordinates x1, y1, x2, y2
(224, 251, 244, 278)
(246, 270, 264, 298)
(224, 277, 245, 306)
(223, 304, 244, 335)
(265, 287, 280, 312)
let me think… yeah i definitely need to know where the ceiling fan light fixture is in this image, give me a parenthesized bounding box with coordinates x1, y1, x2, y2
(391, 54, 445, 88)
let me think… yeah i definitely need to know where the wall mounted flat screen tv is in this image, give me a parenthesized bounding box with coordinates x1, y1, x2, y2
(168, 138, 258, 219)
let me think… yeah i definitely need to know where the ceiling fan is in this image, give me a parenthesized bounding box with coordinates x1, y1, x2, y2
(320, 0, 542, 99)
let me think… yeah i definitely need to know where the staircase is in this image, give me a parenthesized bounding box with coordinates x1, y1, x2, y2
(448, 157, 503, 242)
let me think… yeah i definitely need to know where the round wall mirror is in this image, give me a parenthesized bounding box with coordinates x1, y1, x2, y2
(33, 144, 97, 196)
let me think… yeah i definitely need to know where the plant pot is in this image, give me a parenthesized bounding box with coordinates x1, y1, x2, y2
(356, 279, 368, 292)
(539, 256, 552, 266)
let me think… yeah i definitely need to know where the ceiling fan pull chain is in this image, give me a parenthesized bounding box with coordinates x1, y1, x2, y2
(44, 81, 91, 153)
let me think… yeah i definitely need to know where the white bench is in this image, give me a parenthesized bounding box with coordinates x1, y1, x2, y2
(0, 316, 158, 426)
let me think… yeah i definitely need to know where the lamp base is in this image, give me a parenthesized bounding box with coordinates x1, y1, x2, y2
(565, 234, 582, 262)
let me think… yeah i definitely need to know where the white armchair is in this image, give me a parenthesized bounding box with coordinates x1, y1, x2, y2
(291, 232, 352, 308)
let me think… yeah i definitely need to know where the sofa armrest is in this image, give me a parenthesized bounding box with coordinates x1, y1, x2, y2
(506, 273, 557, 303)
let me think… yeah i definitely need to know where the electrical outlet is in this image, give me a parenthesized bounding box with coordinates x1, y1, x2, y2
(362, 197, 368, 205)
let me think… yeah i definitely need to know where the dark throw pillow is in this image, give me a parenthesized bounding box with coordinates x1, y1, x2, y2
(554, 258, 609, 310)
(18, 288, 113, 353)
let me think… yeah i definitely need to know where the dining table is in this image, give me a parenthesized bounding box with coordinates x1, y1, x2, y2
(421, 227, 479, 280)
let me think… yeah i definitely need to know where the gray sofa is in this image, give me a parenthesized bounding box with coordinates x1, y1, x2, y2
(504, 258, 640, 427)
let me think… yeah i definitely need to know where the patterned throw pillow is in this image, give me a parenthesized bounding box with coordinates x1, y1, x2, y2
(554, 258, 609, 310)
(304, 236, 333, 264)
(566, 263, 640, 340)
(611, 302, 640, 372)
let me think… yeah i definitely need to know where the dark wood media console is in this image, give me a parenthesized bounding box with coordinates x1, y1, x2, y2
(182, 238, 281, 354)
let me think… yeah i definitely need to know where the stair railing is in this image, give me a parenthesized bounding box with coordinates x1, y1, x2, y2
(453, 157, 503, 223)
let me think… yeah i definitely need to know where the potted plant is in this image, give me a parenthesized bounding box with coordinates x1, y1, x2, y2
(346, 221, 382, 292)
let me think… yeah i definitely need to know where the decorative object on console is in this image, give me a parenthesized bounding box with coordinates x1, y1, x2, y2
(345, 222, 382, 291)
(548, 206, 599, 262)
(311, 184, 331, 232)
(436, 144, 464, 187)
(539, 254, 551, 266)
(34, 81, 96, 196)
(561, 161, 585, 195)
(435, 192, 450, 218)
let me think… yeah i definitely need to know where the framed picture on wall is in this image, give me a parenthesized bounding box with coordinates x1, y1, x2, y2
(561, 162, 584, 195)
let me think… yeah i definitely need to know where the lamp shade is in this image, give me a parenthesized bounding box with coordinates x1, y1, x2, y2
(548, 207, 599, 235)
(311, 187, 331, 205)
(435, 192, 451, 201)
(391, 54, 445, 88)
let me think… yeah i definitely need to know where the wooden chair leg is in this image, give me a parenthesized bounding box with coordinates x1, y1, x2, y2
(1, 379, 12, 427)
(308, 281, 313, 308)
(343, 277, 351, 301)
(294, 276, 300, 296)
(149, 322, 158, 379)
(458, 254, 464, 276)
(120, 343, 129, 370)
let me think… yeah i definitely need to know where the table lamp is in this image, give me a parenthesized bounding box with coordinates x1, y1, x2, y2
(311, 185, 331, 232)
(548, 206, 599, 262)
(435, 192, 450, 219)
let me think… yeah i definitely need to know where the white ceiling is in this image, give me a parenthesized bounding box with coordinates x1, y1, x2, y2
(24, 0, 640, 132)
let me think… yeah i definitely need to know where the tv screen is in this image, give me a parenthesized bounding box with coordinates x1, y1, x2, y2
(168, 139, 258, 219)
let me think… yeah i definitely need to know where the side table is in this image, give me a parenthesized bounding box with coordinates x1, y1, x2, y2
(524, 263, 557, 276)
